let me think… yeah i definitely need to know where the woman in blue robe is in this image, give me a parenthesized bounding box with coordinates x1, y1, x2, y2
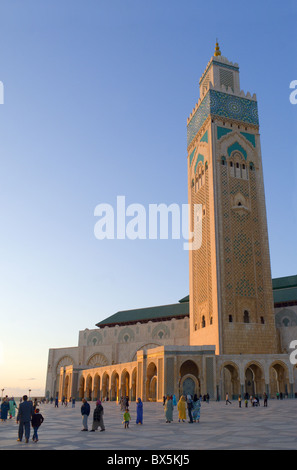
(192, 394, 201, 422)
(136, 398, 143, 424)
(1, 399, 10, 421)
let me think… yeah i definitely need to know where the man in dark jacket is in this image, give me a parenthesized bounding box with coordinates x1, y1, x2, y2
(81, 398, 90, 431)
(17, 395, 34, 442)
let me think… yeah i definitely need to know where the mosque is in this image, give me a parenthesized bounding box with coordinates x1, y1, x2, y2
(45, 43, 297, 402)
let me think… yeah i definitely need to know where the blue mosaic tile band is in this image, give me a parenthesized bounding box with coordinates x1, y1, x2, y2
(187, 93, 211, 148)
(187, 90, 259, 147)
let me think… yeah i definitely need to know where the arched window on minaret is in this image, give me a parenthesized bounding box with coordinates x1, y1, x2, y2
(243, 310, 250, 323)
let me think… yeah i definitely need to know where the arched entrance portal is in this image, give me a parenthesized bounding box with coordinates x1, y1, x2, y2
(245, 363, 265, 397)
(180, 360, 200, 398)
(63, 375, 70, 401)
(111, 372, 119, 401)
(146, 362, 157, 401)
(221, 363, 240, 399)
(182, 377, 195, 397)
(85, 375, 93, 401)
(102, 373, 110, 401)
(121, 370, 130, 399)
(93, 374, 101, 401)
(269, 362, 290, 398)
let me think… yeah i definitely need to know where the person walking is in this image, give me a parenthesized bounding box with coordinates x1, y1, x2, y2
(136, 398, 143, 424)
(225, 393, 232, 405)
(164, 395, 174, 423)
(71, 397, 76, 408)
(16, 395, 34, 443)
(81, 398, 90, 431)
(192, 394, 201, 423)
(32, 408, 44, 442)
(186, 395, 193, 423)
(263, 392, 268, 407)
(1, 398, 10, 421)
(90, 400, 105, 432)
(177, 395, 186, 422)
(8, 397, 17, 419)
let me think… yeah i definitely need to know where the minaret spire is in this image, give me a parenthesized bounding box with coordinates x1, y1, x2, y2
(214, 39, 221, 57)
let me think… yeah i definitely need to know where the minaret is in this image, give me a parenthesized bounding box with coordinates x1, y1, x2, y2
(187, 42, 278, 354)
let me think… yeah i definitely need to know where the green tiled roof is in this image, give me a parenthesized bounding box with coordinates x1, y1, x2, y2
(272, 275, 297, 290)
(272, 275, 297, 304)
(96, 301, 189, 328)
(96, 275, 297, 328)
(273, 287, 297, 304)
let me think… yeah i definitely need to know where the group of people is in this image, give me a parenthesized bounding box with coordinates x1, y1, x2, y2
(1, 388, 275, 444)
(80, 396, 144, 432)
(164, 394, 201, 424)
(0, 395, 44, 443)
(1, 396, 17, 421)
(226, 392, 269, 407)
(51, 396, 76, 408)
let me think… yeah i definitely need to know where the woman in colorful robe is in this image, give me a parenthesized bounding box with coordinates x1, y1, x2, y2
(192, 394, 201, 422)
(164, 395, 173, 423)
(9, 398, 17, 419)
(177, 395, 186, 422)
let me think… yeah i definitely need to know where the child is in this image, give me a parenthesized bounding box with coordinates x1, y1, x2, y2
(123, 407, 131, 429)
(32, 408, 44, 442)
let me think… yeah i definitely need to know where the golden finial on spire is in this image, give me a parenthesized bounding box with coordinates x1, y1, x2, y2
(214, 39, 221, 57)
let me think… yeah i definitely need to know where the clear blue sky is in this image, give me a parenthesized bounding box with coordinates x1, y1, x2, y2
(0, 0, 296, 396)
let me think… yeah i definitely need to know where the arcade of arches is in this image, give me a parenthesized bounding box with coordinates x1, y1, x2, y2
(56, 346, 296, 402)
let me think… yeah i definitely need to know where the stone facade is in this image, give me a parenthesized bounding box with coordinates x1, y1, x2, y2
(45, 316, 190, 399)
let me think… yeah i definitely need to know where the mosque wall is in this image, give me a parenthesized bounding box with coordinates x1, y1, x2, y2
(45, 317, 189, 398)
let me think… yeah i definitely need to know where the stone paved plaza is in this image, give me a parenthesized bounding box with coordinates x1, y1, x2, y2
(1, 398, 297, 451)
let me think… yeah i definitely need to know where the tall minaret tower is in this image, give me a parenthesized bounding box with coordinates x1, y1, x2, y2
(187, 42, 278, 355)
